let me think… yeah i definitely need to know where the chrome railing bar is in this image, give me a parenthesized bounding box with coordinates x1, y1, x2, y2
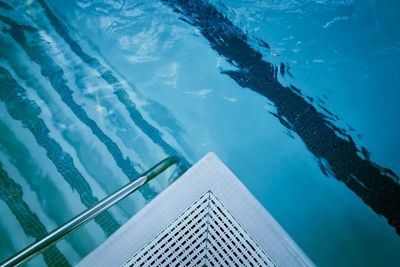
(0, 156, 181, 267)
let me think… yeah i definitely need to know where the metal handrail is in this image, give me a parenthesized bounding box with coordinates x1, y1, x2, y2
(0, 156, 181, 267)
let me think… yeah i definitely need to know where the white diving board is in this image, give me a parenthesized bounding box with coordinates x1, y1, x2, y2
(78, 152, 314, 267)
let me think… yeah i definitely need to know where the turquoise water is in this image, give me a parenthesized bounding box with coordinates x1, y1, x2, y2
(0, 0, 400, 266)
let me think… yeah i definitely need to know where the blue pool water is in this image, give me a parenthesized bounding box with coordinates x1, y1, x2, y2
(0, 0, 399, 266)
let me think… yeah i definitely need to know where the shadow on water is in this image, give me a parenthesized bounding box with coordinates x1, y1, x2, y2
(161, 0, 400, 234)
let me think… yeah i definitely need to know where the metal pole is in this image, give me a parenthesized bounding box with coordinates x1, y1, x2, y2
(0, 156, 181, 267)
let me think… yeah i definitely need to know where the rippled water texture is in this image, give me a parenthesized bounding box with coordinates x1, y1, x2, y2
(1, 0, 399, 266)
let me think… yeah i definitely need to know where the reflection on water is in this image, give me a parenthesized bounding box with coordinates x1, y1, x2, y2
(161, 0, 400, 233)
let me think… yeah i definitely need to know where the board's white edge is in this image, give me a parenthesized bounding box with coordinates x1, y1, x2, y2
(77, 152, 314, 267)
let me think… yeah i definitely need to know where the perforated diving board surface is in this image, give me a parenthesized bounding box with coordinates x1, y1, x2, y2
(77, 153, 314, 267)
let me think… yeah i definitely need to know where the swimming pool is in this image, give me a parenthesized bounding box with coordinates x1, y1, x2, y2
(0, 0, 399, 266)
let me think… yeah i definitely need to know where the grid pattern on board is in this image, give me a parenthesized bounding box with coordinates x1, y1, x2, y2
(123, 191, 276, 267)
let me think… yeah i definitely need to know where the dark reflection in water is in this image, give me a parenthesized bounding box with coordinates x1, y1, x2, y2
(161, 0, 400, 234)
